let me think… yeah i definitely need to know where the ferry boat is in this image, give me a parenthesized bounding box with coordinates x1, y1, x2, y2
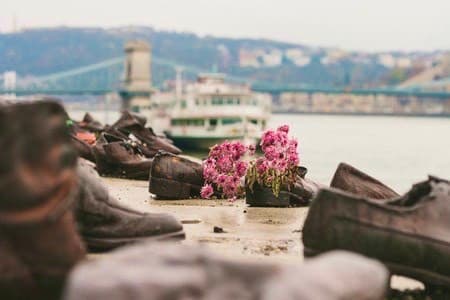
(165, 73, 271, 150)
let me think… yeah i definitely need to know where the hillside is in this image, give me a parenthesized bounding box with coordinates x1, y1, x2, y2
(0, 26, 447, 89)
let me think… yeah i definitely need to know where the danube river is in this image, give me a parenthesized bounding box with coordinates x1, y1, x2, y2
(269, 114, 450, 192)
(71, 110, 450, 193)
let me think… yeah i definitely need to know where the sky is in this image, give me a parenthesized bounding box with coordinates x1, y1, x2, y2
(1, 0, 450, 52)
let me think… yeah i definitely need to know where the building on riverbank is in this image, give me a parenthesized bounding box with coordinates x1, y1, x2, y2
(277, 92, 450, 116)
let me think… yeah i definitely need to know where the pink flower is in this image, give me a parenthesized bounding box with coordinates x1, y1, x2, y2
(201, 140, 252, 199)
(200, 184, 214, 199)
(248, 124, 300, 195)
(264, 145, 277, 161)
(217, 156, 233, 173)
(256, 159, 268, 174)
(228, 196, 237, 202)
(217, 174, 227, 185)
(277, 124, 289, 133)
(236, 161, 248, 177)
(203, 165, 218, 181)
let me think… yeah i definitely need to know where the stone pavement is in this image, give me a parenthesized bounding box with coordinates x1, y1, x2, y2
(103, 177, 423, 291)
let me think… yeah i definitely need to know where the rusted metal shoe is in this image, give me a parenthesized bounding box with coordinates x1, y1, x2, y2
(330, 162, 399, 199)
(149, 151, 204, 199)
(75, 160, 184, 252)
(303, 176, 450, 287)
(64, 242, 388, 300)
(246, 167, 322, 207)
(0, 101, 86, 300)
(93, 133, 153, 180)
(112, 111, 181, 157)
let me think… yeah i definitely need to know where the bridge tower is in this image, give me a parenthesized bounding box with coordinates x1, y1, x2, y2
(120, 40, 154, 111)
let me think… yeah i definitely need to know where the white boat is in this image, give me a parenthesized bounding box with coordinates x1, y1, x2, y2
(165, 73, 271, 150)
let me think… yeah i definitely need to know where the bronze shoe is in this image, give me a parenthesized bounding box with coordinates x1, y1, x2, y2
(246, 167, 323, 207)
(64, 243, 388, 300)
(0, 101, 86, 300)
(112, 111, 181, 157)
(149, 151, 203, 199)
(330, 162, 399, 199)
(303, 176, 450, 287)
(93, 133, 153, 180)
(75, 160, 184, 252)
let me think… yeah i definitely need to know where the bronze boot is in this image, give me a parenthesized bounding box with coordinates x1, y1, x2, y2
(75, 160, 185, 252)
(0, 101, 86, 300)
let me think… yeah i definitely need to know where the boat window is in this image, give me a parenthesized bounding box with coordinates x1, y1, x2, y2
(187, 119, 204, 126)
(171, 119, 183, 126)
(227, 98, 234, 105)
(250, 119, 258, 125)
(237, 98, 241, 105)
(209, 119, 218, 126)
(212, 97, 225, 105)
(172, 119, 204, 126)
(222, 118, 241, 125)
(181, 100, 187, 108)
(193, 119, 205, 126)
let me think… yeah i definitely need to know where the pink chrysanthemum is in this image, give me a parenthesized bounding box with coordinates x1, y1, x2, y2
(246, 124, 300, 196)
(201, 141, 254, 199)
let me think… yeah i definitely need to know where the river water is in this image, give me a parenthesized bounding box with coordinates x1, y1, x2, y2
(269, 114, 450, 193)
(70, 110, 450, 193)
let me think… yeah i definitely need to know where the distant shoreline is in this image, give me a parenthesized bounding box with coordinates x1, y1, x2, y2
(272, 111, 450, 118)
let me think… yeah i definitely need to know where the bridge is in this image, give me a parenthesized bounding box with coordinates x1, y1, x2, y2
(1, 55, 450, 100)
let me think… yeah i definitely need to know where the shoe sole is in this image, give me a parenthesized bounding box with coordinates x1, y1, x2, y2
(304, 247, 450, 287)
(150, 176, 201, 199)
(84, 230, 186, 252)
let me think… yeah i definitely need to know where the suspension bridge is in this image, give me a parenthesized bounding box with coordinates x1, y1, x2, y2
(1, 55, 450, 100)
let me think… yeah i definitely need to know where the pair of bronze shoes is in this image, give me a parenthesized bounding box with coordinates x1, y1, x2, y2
(71, 111, 182, 180)
(303, 162, 450, 288)
(148, 152, 322, 205)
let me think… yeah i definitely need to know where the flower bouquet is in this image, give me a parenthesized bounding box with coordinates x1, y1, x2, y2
(201, 125, 319, 206)
(201, 141, 254, 200)
(245, 125, 307, 207)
